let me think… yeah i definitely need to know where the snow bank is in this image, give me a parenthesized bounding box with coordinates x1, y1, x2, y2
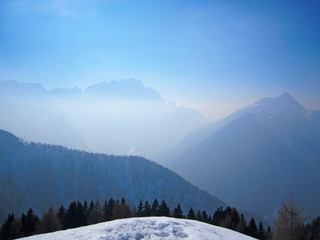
(19, 217, 257, 240)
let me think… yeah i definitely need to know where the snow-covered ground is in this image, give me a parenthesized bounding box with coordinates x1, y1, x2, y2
(19, 217, 257, 240)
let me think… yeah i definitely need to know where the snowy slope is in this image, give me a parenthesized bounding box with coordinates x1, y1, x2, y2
(19, 217, 257, 240)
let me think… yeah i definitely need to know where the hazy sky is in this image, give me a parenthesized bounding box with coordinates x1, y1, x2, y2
(1, 0, 320, 120)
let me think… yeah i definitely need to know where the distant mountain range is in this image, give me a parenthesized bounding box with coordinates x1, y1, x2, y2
(0, 79, 208, 159)
(0, 79, 162, 101)
(166, 93, 320, 220)
(0, 129, 226, 224)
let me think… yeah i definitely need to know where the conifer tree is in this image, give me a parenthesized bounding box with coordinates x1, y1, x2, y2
(102, 200, 109, 221)
(212, 207, 223, 225)
(106, 198, 115, 220)
(158, 200, 170, 217)
(173, 204, 184, 218)
(231, 208, 240, 230)
(258, 221, 266, 240)
(247, 218, 258, 238)
(64, 202, 77, 229)
(237, 214, 247, 234)
(21, 208, 39, 236)
(0, 213, 20, 239)
(266, 226, 273, 240)
(195, 210, 203, 221)
(89, 201, 94, 212)
(136, 200, 143, 217)
(151, 199, 159, 216)
(83, 200, 88, 218)
(57, 205, 66, 229)
(187, 208, 195, 220)
(74, 201, 85, 227)
(202, 211, 208, 223)
(142, 201, 151, 217)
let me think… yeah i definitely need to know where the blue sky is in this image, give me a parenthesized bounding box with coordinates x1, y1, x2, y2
(1, 0, 320, 120)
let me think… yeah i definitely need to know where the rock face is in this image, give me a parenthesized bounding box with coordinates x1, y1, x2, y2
(0, 129, 225, 223)
(168, 93, 320, 220)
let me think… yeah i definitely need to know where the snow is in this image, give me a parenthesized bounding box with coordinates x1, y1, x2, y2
(19, 217, 257, 240)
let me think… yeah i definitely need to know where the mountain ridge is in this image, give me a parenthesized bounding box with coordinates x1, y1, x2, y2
(0, 79, 163, 101)
(0, 79, 208, 159)
(0, 129, 226, 224)
(167, 93, 320, 220)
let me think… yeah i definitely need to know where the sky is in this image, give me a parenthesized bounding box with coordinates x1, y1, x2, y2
(0, 0, 320, 120)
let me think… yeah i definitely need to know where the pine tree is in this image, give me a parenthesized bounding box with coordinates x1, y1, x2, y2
(173, 204, 184, 218)
(158, 200, 170, 217)
(21, 208, 39, 236)
(195, 210, 203, 221)
(187, 208, 195, 220)
(57, 205, 66, 229)
(142, 201, 151, 217)
(84, 200, 89, 218)
(247, 218, 258, 238)
(0, 213, 20, 239)
(266, 226, 273, 240)
(258, 221, 266, 240)
(202, 211, 208, 223)
(231, 208, 240, 230)
(212, 207, 223, 225)
(236, 214, 247, 234)
(76, 201, 86, 227)
(151, 199, 159, 216)
(136, 200, 143, 217)
(102, 200, 109, 221)
(106, 198, 115, 220)
(308, 217, 320, 240)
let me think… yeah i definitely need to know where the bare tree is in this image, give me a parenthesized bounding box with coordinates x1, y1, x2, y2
(37, 207, 62, 233)
(274, 197, 304, 240)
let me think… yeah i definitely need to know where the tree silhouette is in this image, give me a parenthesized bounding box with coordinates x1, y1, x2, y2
(21, 208, 39, 236)
(187, 208, 195, 220)
(173, 204, 184, 218)
(158, 200, 170, 217)
(274, 197, 304, 240)
(151, 199, 159, 216)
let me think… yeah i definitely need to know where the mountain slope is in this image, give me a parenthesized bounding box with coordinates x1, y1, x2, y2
(168, 93, 320, 220)
(19, 217, 257, 240)
(0, 130, 225, 223)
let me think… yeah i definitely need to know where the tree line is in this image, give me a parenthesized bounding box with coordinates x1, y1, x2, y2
(2, 197, 319, 240)
(0, 197, 269, 239)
